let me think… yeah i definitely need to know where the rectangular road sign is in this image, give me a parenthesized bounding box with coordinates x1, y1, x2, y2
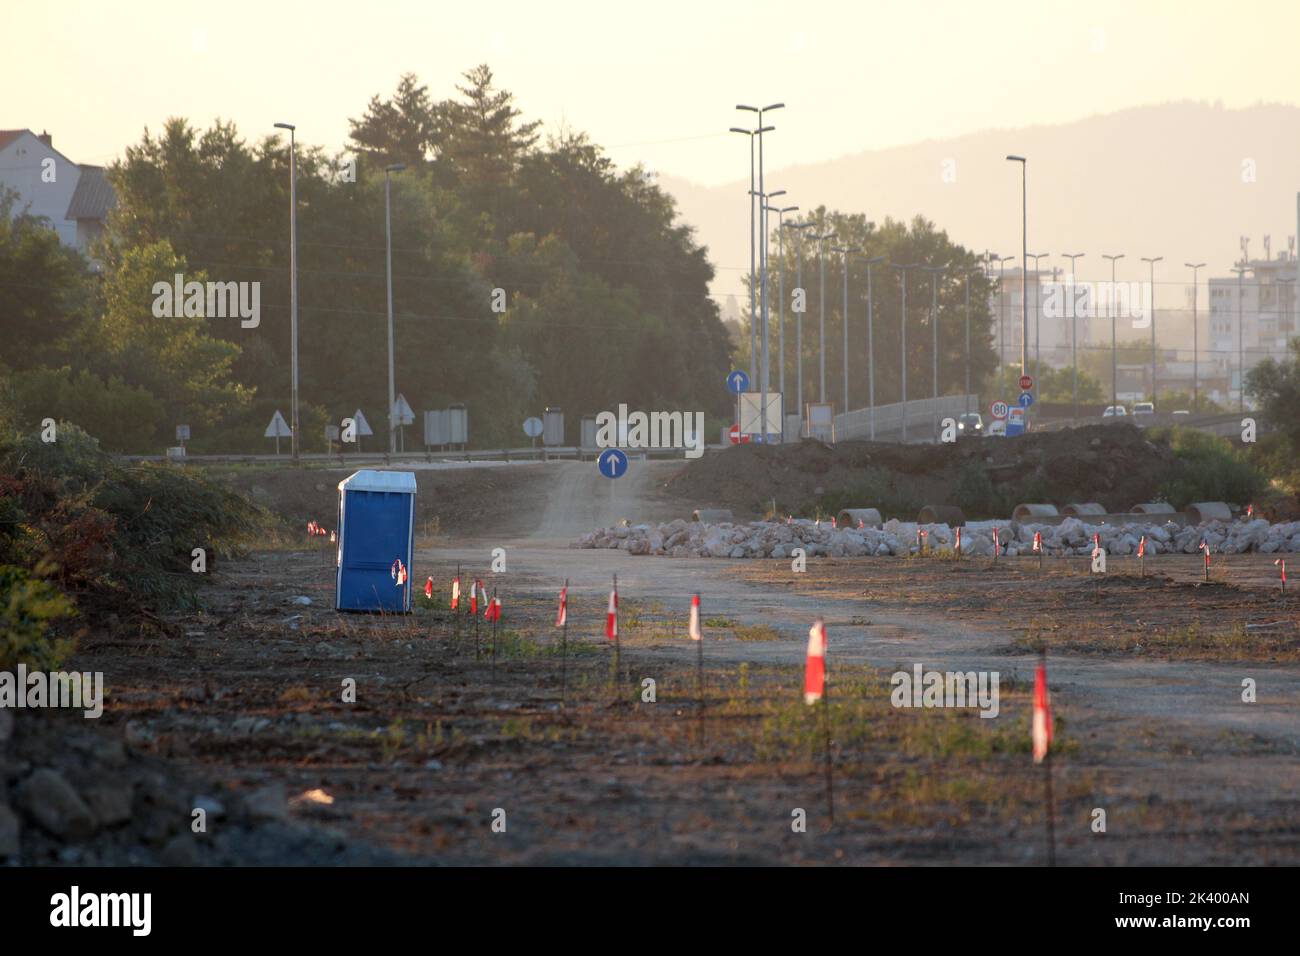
(739, 391, 783, 435)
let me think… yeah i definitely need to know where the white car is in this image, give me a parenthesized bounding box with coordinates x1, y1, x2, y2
(1132, 402, 1154, 416)
(1102, 405, 1127, 418)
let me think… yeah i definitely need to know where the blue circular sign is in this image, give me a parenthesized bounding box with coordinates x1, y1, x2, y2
(726, 369, 750, 394)
(597, 448, 628, 479)
(1017, 391, 1035, 408)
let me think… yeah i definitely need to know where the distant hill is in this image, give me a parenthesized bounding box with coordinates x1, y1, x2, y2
(660, 102, 1300, 323)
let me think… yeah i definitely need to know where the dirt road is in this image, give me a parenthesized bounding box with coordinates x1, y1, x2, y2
(439, 459, 1300, 750)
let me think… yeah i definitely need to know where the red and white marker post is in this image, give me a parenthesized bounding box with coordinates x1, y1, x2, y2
(486, 587, 502, 679)
(1137, 535, 1146, 577)
(556, 580, 569, 707)
(804, 618, 833, 826)
(1033, 649, 1056, 866)
(954, 526, 962, 559)
(1033, 530, 1043, 570)
(992, 526, 1000, 564)
(606, 574, 620, 692)
(1200, 541, 1211, 582)
(1275, 558, 1287, 593)
(688, 593, 704, 738)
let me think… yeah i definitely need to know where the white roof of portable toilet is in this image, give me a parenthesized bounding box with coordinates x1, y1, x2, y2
(337, 469, 417, 494)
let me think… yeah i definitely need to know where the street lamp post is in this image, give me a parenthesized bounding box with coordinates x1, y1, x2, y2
(738, 103, 784, 440)
(787, 221, 816, 424)
(768, 203, 799, 434)
(273, 122, 299, 462)
(816, 229, 836, 404)
(833, 245, 857, 415)
(892, 263, 918, 441)
(1006, 156, 1029, 375)
(1233, 263, 1250, 412)
(1185, 262, 1205, 412)
(1141, 256, 1163, 409)
(865, 255, 885, 438)
(1061, 253, 1085, 419)
(1103, 254, 1126, 413)
(923, 265, 946, 437)
(963, 268, 972, 413)
(384, 163, 405, 454)
(729, 126, 758, 383)
(1027, 253, 1050, 398)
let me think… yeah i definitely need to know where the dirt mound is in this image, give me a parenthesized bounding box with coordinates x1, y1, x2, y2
(666, 424, 1178, 520)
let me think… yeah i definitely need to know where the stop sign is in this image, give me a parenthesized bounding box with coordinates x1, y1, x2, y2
(1019, 375, 1033, 391)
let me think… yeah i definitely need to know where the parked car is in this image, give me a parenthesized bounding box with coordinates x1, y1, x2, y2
(1172, 409, 1191, 416)
(1132, 402, 1155, 416)
(1102, 405, 1128, 418)
(956, 412, 984, 438)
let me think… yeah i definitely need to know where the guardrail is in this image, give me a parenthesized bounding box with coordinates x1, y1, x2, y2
(119, 444, 734, 465)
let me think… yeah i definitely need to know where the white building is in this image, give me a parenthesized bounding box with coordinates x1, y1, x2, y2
(0, 128, 114, 254)
(986, 265, 1073, 370)
(1208, 242, 1299, 401)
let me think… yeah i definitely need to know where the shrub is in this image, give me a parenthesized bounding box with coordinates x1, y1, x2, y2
(1151, 427, 1266, 508)
(954, 461, 997, 517)
(0, 563, 77, 670)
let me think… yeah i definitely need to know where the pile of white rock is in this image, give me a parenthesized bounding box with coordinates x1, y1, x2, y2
(574, 516, 1300, 559)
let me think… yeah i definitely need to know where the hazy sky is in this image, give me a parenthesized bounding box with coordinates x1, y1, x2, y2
(9, 0, 1298, 186)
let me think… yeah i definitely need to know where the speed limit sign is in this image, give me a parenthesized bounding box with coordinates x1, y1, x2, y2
(990, 400, 1009, 420)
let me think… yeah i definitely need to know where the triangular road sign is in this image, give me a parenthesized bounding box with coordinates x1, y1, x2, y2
(264, 409, 292, 438)
(352, 409, 374, 436)
(393, 393, 415, 425)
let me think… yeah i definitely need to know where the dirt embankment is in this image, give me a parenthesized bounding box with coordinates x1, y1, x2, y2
(666, 424, 1178, 519)
(217, 464, 554, 539)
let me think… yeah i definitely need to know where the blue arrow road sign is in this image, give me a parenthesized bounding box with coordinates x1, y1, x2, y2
(597, 448, 628, 479)
(726, 369, 749, 395)
(1018, 391, 1035, 408)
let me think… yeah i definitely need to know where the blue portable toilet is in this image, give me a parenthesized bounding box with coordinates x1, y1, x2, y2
(335, 470, 417, 612)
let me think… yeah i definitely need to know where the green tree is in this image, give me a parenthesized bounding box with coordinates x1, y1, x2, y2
(0, 189, 93, 368)
(1246, 339, 1300, 446)
(80, 241, 250, 428)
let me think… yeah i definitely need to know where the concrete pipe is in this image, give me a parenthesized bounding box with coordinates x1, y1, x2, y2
(1185, 501, 1233, 525)
(837, 508, 884, 529)
(692, 508, 734, 524)
(1062, 502, 1106, 516)
(1131, 502, 1176, 515)
(1012, 503, 1060, 521)
(917, 505, 966, 526)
